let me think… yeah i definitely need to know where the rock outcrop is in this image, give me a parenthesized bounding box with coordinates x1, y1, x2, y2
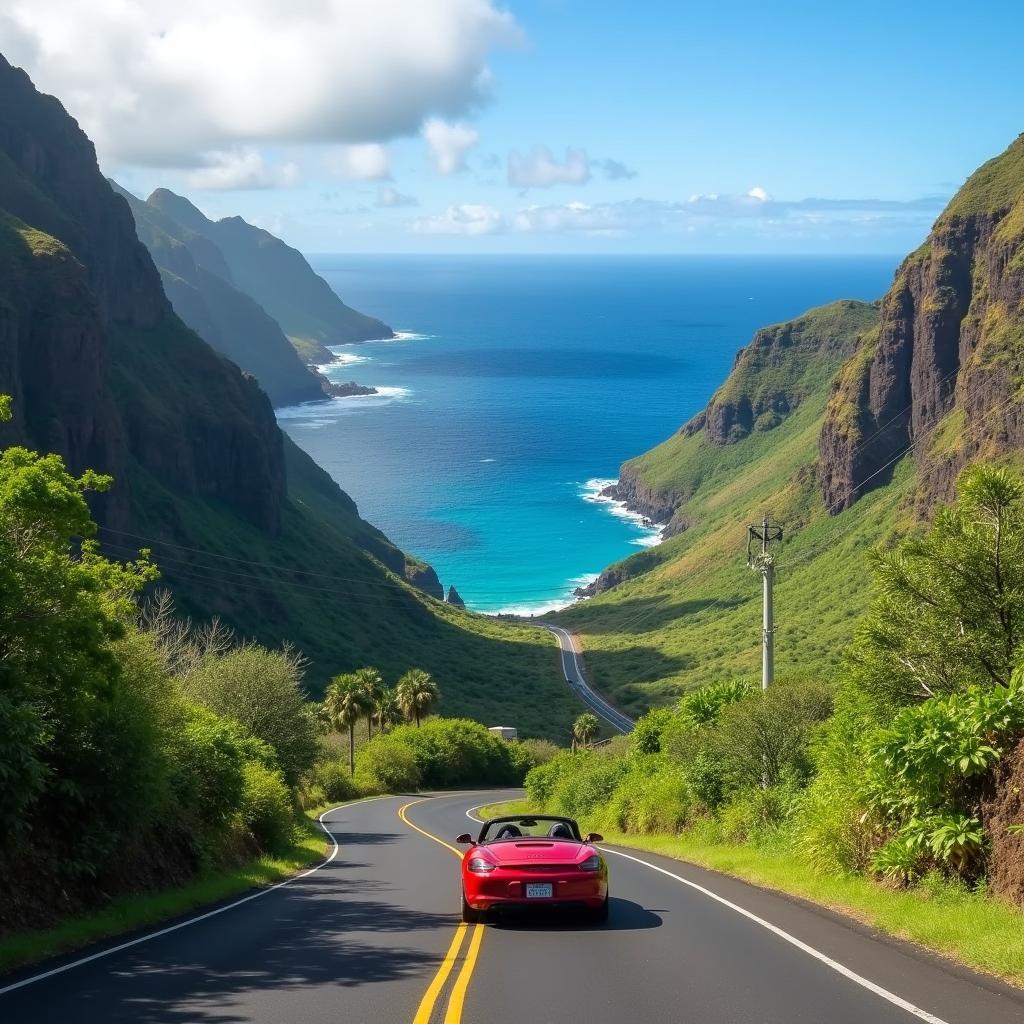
(819, 135, 1024, 513)
(445, 585, 466, 608)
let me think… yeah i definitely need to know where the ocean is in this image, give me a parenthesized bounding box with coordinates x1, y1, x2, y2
(277, 255, 898, 613)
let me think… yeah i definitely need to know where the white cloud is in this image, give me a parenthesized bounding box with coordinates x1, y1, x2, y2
(508, 146, 591, 189)
(375, 185, 418, 208)
(747, 185, 771, 201)
(413, 203, 503, 235)
(325, 144, 392, 181)
(2, 0, 520, 167)
(423, 119, 479, 175)
(186, 148, 299, 189)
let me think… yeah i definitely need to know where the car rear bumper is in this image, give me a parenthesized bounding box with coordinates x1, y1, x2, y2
(465, 877, 607, 911)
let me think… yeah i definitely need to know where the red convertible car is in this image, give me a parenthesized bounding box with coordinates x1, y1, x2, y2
(456, 815, 609, 923)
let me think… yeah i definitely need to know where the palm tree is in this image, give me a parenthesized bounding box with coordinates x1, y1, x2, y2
(353, 666, 384, 740)
(324, 673, 371, 775)
(372, 686, 404, 734)
(572, 712, 600, 751)
(395, 669, 440, 727)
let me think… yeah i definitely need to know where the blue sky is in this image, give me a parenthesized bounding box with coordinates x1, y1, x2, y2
(6, 1, 1023, 253)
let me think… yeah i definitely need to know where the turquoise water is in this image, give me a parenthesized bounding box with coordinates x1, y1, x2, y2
(278, 255, 897, 612)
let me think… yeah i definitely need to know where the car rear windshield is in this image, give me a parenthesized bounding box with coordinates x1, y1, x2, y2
(479, 817, 581, 843)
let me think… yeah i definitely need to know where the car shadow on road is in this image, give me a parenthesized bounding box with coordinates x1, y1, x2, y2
(488, 897, 661, 932)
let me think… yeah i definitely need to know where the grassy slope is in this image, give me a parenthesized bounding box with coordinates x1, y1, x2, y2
(115, 439, 575, 740)
(555, 301, 915, 714)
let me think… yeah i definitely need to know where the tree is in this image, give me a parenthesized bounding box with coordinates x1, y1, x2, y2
(707, 681, 833, 789)
(572, 712, 600, 751)
(182, 642, 319, 788)
(324, 673, 371, 775)
(353, 667, 384, 739)
(0, 397, 157, 846)
(849, 465, 1024, 704)
(372, 686, 404, 734)
(396, 669, 440, 727)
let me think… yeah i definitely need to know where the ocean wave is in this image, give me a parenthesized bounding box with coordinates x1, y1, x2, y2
(318, 351, 369, 371)
(486, 572, 599, 617)
(275, 386, 412, 423)
(579, 477, 665, 547)
(364, 330, 432, 344)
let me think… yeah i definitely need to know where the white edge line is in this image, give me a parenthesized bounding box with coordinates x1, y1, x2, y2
(599, 847, 952, 1024)
(0, 795, 397, 998)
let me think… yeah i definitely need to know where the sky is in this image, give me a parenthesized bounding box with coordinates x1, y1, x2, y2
(2, 0, 1022, 254)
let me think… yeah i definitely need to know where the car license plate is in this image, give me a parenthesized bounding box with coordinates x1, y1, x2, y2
(525, 883, 553, 899)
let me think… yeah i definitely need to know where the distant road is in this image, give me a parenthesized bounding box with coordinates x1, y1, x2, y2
(5, 791, 1023, 1023)
(542, 624, 635, 733)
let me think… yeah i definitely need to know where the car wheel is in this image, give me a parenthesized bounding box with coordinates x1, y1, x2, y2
(590, 894, 609, 924)
(461, 890, 481, 924)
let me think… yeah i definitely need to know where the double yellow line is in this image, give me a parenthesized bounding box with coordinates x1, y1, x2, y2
(398, 800, 486, 1024)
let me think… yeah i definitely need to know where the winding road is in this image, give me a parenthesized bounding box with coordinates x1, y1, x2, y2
(542, 624, 635, 733)
(3, 791, 1023, 1023)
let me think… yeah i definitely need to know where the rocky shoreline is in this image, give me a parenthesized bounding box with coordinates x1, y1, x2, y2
(320, 375, 378, 398)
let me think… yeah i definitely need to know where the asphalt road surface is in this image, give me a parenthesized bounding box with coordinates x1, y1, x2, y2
(542, 624, 635, 733)
(3, 791, 1024, 1024)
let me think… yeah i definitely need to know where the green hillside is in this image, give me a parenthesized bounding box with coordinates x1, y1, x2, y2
(555, 300, 911, 713)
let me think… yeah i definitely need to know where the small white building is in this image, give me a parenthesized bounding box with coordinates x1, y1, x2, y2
(488, 726, 518, 741)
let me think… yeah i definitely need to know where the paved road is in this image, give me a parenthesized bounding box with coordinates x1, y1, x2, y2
(542, 624, 635, 733)
(3, 791, 1024, 1024)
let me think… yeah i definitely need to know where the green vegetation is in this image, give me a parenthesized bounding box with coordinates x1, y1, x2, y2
(555, 300, 900, 713)
(0, 814, 330, 974)
(521, 466, 1024, 978)
(940, 134, 1024, 219)
(0, 403, 544, 954)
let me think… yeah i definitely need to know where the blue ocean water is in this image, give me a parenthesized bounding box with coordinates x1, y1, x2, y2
(278, 255, 898, 613)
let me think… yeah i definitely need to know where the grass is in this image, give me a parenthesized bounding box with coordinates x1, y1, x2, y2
(480, 801, 1024, 986)
(0, 815, 330, 975)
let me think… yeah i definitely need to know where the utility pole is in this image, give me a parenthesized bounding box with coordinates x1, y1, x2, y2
(747, 513, 783, 689)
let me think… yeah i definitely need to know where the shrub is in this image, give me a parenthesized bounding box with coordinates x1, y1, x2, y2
(165, 700, 247, 834)
(520, 738, 561, 765)
(525, 753, 572, 807)
(606, 757, 692, 834)
(390, 718, 518, 788)
(183, 644, 319, 788)
(506, 741, 538, 782)
(707, 680, 833, 790)
(355, 735, 421, 793)
(312, 758, 363, 803)
(631, 707, 675, 755)
(240, 761, 295, 853)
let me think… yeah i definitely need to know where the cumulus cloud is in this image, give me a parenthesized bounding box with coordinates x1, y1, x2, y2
(423, 119, 479, 175)
(508, 146, 591, 189)
(1, 0, 520, 167)
(376, 185, 419, 208)
(413, 203, 503, 235)
(594, 158, 637, 181)
(186, 148, 300, 190)
(325, 144, 392, 181)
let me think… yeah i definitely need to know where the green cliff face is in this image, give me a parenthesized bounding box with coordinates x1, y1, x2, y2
(111, 182, 327, 408)
(146, 188, 394, 354)
(566, 135, 1024, 715)
(0, 55, 571, 739)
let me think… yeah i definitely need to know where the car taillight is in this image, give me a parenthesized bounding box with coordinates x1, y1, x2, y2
(578, 854, 602, 872)
(468, 857, 496, 874)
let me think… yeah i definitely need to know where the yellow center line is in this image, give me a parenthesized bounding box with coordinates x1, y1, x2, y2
(412, 923, 469, 1024)
(399, 798, 486, 1024)
(442, 919, 485, 1024)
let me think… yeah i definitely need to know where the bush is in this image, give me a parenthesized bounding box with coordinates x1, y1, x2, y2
(520, 738, 561, 765)
(355, 735, 421, 793)
(506, 741, 538, 782)
(389, 718, 519, 788)
(311, 758, 363, 803)
(631, 707, 675, 755)
(165, 700, 247, 834)
(240, 761, 295, 853)
(183, 644, 319, 788)
(525, 753, 572, 806)
(606, 757, 692, 834)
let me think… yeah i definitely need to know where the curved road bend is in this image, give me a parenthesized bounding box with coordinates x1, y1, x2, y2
(542, 624, 634, 733)
(4, 790, 1024, 1024)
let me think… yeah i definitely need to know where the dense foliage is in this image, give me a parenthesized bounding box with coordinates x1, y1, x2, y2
(526, 466, 1024, 905)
